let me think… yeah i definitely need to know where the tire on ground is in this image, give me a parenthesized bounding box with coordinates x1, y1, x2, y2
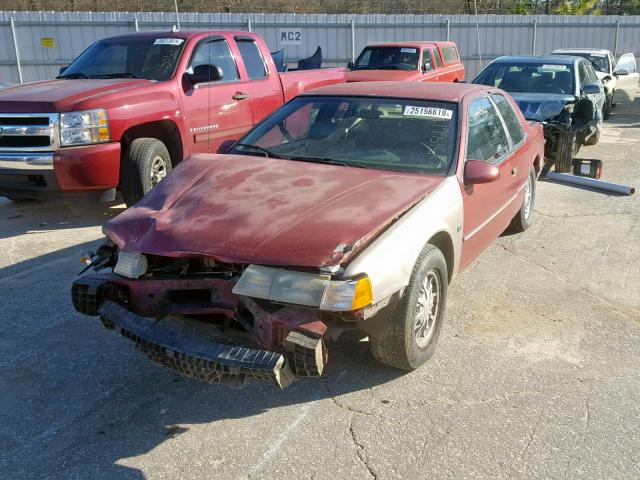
(121, 138, 172, 207)
(369, 244, 448, 371)
(554, 132, 577, 173)
(508, 167, 536, 233)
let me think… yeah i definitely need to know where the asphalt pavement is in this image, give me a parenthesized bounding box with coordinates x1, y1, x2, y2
(0, 98, 639, 480)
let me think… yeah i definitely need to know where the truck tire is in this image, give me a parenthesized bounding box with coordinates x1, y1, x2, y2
(121, 138, 172, 207)
(554, 132, 577, 173)
(508, 167, 535, 233)
(369, 244, 448, 371)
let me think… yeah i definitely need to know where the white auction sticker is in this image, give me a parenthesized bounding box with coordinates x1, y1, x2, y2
(400, 48, 417, 53)
(154, 38, 184, 46)
(404, 105, 453, 120)
(591, 53, 606, 57)
(542, 64, 567, 70)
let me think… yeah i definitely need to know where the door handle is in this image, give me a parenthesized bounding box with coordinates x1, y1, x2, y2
(511, 166, 520, 176)
(232, 92, 248, 100)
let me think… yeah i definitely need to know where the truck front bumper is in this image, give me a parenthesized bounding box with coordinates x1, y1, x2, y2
(0, 142, 120, 199)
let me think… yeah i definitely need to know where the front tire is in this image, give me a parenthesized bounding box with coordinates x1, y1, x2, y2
(369, 244, 448, 371)
(508, 167, 535, 233)
(121, 138, 172, 207)
(554, 132, 578, 173)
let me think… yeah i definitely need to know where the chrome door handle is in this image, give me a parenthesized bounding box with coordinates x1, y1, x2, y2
(511, 166, 519, 176)
(232, 92, 248, 100)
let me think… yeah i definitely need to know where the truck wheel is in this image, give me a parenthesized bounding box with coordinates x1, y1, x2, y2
(369, 244, 448, 371)
(554, 132, 577, 173)
(508, 167, 535, 233)
(603, 95, 612, 120)
(121, 138, 172, 207)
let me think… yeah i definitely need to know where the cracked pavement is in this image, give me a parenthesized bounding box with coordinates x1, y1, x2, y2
(0, 97, 639, 479)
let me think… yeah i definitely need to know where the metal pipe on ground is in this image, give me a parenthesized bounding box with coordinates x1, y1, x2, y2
(545, 172, 635, 196)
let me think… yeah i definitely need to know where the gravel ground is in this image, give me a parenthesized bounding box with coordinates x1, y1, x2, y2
(0, 97, 638, 480)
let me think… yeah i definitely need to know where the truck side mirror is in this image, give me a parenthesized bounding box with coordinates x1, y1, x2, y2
(185, 64, 223, 86)
(422, 61, 433, 73)
(464, 160, 500, 185)
(347, 61, 354, 70)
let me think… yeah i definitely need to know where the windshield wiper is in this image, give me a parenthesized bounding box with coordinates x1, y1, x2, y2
(233, 143, 286, 159)
(91, 72, 140, 79)
(57, 72, 89, 79)
(288, 156, 366, 168)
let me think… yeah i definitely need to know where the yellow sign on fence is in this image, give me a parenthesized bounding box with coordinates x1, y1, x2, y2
(40, 37, 56, 48)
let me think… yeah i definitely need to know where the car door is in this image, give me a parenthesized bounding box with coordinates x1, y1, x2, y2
(583, 61, 606, 115)
(460, 95, 523, 270)
(181, 35, 253, 154)
(613, 53, 639, 104)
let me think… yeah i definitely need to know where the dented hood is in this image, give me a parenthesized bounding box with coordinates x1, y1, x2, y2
(510, 92, 576, 122)
(105, 154, 444, 268)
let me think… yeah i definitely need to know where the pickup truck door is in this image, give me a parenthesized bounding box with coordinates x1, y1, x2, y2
(460, 95, 526, 270)
(181, 36, 253, 153)
(421, 49, 439, 82)
(613, 53, 639, 104)
(233, 36, 283, 125)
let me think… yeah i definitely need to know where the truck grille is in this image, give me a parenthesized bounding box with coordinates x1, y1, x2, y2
(0, 113, 59, 151)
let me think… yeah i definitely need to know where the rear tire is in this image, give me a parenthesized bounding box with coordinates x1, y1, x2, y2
(554, 132, 577, 173)
(369, 244, 448, 371)
(508, 168, 535, 233)
(121, 138, 172, 207)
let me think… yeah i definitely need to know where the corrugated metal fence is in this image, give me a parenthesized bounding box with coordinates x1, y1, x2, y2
(0, 11, 639, 84)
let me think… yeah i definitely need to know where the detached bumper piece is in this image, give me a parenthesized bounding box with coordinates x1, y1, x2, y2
(99, 301, 295, 389)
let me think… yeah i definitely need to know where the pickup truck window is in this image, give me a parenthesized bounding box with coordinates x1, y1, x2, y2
(433, 49, 443, 68)
(191, 38, 239, 82)
(467, 97, 510, 163)
(353, 47, 419, 71)
(236, 38, 267, 79)
(422, 50, 434, 71)
(234, 95, 458, 175)
(491, 94, 525, 146)
(61, 36, 185, 81)
(442, 46, 459, 64)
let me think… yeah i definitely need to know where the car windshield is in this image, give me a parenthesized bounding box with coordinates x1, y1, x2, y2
(563, 53, 610, 73)
(474, 62, 575, 95)
(60, 36, 186, 81)
(231, 96, 458, 175)
(352, 47, 419, 71)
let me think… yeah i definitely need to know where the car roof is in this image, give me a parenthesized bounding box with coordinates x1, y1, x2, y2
(365, 41, 455, 48)
(105, 30, 251, 40)
(305, 81, 491, 103)
(552, 48, 611, 55)
(492, 55, 578, 65)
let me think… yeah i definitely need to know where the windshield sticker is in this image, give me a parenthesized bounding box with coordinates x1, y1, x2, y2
(154, 38, 184, 46)
(404, 106, 453, 120)
(400, 48, 417, 53)
(591, 53, 606, 57)
(542, 64, 567, 70)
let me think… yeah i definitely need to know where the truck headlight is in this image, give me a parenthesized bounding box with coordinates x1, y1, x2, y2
(233, 265, 373, 312)
(60, 109, 110, 146)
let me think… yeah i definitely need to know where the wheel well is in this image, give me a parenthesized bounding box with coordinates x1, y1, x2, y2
(121, 121, 183, 168)
(428, 231, 454, 283)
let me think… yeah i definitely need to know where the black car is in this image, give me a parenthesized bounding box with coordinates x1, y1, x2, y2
(473, 55, 605, 173)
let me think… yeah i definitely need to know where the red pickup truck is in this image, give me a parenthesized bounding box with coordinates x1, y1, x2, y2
(0, 31, 345, 205)
(347, 41, 464, 83)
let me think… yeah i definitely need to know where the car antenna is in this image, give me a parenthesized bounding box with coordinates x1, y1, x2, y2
(172, 0, 181, 32)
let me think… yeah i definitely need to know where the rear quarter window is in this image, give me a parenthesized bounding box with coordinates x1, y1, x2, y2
(236, 38, 267, 80)
(442, 46, 459, 64)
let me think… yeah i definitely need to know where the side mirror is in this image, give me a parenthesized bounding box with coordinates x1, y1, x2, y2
(582, 83, 601, 95)
(614, 68, 629, 76)
(217, 139, 237, 154)
(347, 61, 354, 70)
(185, 64, 223, 86)
(464, 160, 500, 185)
(421, 62, 432, 73)
(58, 66, 68, 76)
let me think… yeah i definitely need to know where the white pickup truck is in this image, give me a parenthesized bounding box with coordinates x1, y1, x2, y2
(552, 48, 638, 119)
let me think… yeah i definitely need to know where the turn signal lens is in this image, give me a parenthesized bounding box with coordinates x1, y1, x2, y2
(320, 276, 373, 311)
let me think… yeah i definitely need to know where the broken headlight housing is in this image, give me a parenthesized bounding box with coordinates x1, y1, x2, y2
(233, 265, 373, 312)
(114, 251, 148, 279)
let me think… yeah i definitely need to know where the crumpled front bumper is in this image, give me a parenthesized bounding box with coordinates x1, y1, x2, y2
(99, 301, 296, 388)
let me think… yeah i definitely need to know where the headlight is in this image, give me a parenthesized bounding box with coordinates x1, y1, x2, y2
(60, 109, 110, 146)
(114, 251, 148, 279)
(233, 265, 373, 312)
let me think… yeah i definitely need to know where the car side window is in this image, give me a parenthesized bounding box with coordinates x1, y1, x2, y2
(422, 50, 434, 71)
(433, 49, 443, 68)
(491, 94, 525, 146)
(466, 97, 510, 163)
(578, 61, 589, 86)
(585, 62, 599, 83)
(191, 38, 239, 82)
(616, 53, 637, 73)
(236, 38, 267, 80)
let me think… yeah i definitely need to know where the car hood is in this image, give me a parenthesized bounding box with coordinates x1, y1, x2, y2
(346, 69, 422, 82)
(510, 92, 577, 122)
(0, 78, 154, 112)
(104, 154, 445, 268)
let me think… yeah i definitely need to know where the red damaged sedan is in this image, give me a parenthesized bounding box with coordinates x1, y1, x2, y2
(72, 82, 544, 388)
